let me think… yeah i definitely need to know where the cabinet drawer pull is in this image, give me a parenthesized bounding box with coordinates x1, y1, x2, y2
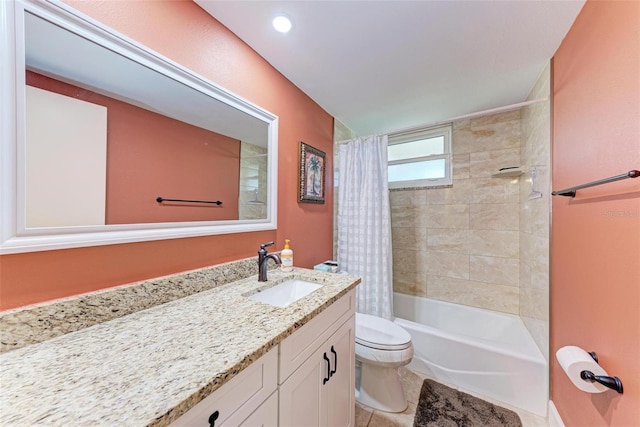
(323, 352, 331, 385)
(330, 346, 337, 377)
(208, 410, 219, 427)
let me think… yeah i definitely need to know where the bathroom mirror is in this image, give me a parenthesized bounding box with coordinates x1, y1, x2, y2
(0, 0, 278, 254)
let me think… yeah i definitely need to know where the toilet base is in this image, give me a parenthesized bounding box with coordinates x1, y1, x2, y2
(355, 360, 408, 413)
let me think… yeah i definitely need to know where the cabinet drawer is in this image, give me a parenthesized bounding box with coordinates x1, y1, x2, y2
(279, 290, 355, 384)
(171, 347, 278, 427)
(233, 390, 278, 427)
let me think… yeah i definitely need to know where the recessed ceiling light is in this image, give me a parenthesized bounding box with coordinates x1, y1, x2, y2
(272, 15, 292, 33)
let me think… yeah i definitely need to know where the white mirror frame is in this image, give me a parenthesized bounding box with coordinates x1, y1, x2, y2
(0, 0, 278, 255)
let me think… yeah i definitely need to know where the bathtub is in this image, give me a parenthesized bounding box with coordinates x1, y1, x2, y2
(393, 293, 548, 416)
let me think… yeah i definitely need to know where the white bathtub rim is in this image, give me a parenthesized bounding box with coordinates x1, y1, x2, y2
(393, 317, 544, 365)
(408, 352, 536, 377)
(393, 292, 523, 323)
(392, 294, 549, 416)
(393, 293, 539, 346)
(392, 295, 546, 365)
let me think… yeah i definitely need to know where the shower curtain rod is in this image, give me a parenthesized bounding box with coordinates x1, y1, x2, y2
(337, 97, 548, 143)
(388, 98, 548, 136)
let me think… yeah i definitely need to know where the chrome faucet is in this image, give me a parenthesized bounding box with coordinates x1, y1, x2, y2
(258, 241, 281, 282)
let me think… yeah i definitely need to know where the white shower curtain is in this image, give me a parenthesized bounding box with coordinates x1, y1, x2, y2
(337, 135, 393, 319)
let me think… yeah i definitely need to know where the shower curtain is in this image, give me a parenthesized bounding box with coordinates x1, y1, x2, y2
(337, 135, 393, 319)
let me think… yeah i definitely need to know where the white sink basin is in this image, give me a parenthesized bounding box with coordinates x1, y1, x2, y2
(248, 279, 322, 307)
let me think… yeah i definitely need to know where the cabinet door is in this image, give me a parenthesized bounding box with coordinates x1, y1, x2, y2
(323, 315, 355, 427)
(278, 347, 324, 427)
(280, 316, 355, 427)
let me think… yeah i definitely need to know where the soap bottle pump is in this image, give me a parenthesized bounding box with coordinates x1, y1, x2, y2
(281, 239, 293, 272)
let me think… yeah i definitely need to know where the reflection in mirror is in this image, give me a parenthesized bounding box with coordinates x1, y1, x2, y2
(24, 11, 269, 226)
(0, 0, 278, 254)
(239, 143, 268, 220)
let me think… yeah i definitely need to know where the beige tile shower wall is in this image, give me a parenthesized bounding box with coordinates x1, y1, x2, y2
(391, 110, 522, 314)
(519, 63, 551, 360)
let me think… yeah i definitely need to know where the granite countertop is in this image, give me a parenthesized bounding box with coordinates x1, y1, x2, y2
(0, 268, 360, 426)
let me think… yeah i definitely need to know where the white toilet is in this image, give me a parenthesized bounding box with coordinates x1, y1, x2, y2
(355, 312, 414, 412)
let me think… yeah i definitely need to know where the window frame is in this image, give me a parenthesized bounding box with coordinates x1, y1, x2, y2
(387, 124, 453, 189)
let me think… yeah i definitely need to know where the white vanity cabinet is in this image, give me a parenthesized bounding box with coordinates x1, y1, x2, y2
(170, 348, 278, 427)
(278, 290, 356, 427)
(172, 289, 356, 427)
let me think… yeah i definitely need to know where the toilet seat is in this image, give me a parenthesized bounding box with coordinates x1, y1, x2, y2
(355, 312, 412, 351)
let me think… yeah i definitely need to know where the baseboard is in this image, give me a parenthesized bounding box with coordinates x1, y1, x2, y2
(548, 401, 565, 427)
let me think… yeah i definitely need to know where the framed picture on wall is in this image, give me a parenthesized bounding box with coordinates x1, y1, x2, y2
(298, 142, 326, 204)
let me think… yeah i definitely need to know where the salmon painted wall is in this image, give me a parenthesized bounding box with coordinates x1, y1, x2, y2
(0, 0, 334, 310)
(27, 71, 241, 224)
(551, 1, 640, 425)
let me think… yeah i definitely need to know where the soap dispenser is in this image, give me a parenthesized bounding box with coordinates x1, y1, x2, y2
(281, 239, 293, 272)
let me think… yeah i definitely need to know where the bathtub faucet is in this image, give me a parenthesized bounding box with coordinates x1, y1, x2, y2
(258, 241, 281, 282)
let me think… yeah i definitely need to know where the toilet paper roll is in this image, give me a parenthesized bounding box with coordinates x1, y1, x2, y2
(556, 346, 609, 393)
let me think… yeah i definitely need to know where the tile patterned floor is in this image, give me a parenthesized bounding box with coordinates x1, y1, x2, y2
(355, 367, 549, 427)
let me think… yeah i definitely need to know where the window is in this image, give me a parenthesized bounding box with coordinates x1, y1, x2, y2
(387, 124, 452, 189)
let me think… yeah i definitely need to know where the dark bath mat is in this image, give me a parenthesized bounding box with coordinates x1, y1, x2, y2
(413, 379, 522, 427)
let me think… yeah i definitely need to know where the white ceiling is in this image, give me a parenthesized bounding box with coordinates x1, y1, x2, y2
(195, 1, 585, 137)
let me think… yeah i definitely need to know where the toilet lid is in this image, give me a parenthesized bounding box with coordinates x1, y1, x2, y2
(355, 312, 412, 351)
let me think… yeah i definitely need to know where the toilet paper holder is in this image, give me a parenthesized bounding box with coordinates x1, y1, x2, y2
(582, 351, 624, 394)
